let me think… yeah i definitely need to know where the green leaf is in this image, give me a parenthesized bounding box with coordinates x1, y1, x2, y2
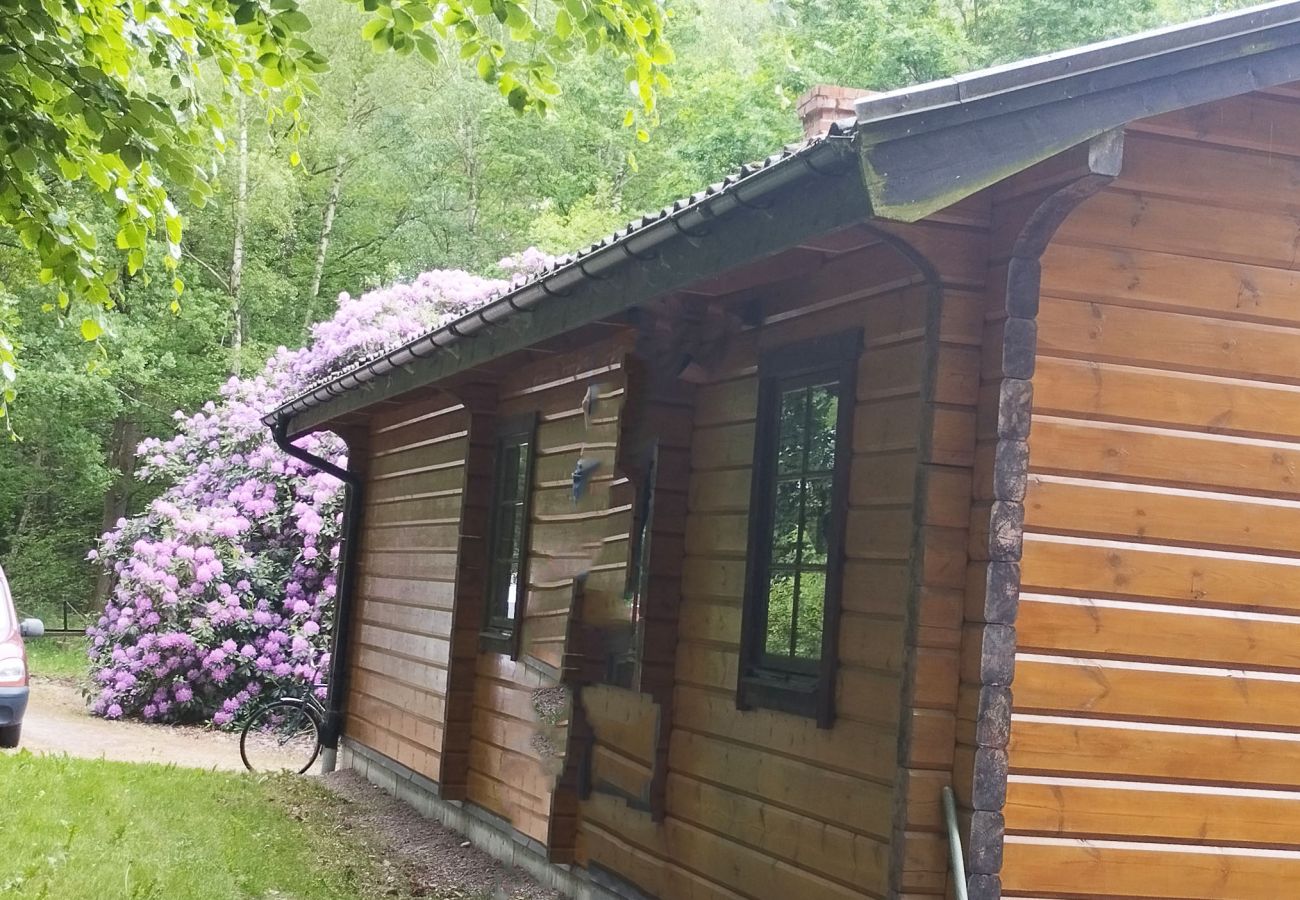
(10, 147, 37, 172)
(119, 144, 142, 170)
(277, 10, 311, 31)
(413, 31, 440, 63)
(79, 318, 103, 342)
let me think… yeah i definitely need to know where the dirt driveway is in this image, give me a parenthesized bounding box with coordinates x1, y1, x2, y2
(13, 676, 255, 770)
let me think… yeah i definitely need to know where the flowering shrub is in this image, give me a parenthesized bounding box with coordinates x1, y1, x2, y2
(89, 257, 551, 725)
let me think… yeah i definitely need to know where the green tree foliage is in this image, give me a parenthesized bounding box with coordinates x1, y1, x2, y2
(0, 0, 1267, 627)
(0, 0, 673, 423)
(779, 0, 1261, 91)
(0, 0, 327, 422)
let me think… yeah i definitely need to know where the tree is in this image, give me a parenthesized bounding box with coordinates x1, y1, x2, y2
(0, 0, 674, 423)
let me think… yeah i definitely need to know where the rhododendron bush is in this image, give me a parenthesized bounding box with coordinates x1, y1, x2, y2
(89, 254, 552, 725)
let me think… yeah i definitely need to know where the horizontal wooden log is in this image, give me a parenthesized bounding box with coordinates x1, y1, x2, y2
(1006, 775, 1300, 846)
(1025, 475, 1300, 557)
(1021, 533, 1300, 613)
(1033, 356, 1300, 441)
(1016, 655, 1300, 731)
(1009, 715, 1300, 789)
(1002, 835, 1300, 899)
(1037, 294, 1300, 384)
(1018, 593, 1300, 671)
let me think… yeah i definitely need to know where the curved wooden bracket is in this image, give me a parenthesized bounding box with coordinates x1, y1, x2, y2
(962, 129, 1126, 900)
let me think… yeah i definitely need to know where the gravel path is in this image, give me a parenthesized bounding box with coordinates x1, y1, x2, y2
(321, 769, 562, 900)
(11, 676, 279, 770)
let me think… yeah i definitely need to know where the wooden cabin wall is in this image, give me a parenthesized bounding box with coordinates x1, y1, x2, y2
(877, 212, 988, 898)
(344, 394, 470, 782)
(570, 225, 986, 900)
(464, 337, 635, 851)
(1001, 89, 1300, 896)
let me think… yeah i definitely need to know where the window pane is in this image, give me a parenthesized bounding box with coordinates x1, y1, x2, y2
(490, 560, 514, 620)
(806, 383, 839, 473)
(493, 504, 518, 562)
(793, 570, 825, 661)
(513, 442, 531, 498)
(486, 427, 534, 636)
(500, 444, 522, 500)
(505, 565, 521, 619)
(801, 476, 832, 566)
(772, 479, 803, 565)
(510, 499, 527, 561)
(765, 570, 797, 658)
(777, 387, 808, 474)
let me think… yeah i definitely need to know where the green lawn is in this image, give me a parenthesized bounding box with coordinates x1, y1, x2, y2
(23, 636, 88, 681)
(0, 754, 418, 899)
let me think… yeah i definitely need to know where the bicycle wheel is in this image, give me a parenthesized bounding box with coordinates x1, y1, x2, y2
(240, 698, 322, 774)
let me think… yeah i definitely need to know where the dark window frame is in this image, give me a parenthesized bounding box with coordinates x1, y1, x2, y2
(479, 411, 538, 659)
(737, 329, 861, 727)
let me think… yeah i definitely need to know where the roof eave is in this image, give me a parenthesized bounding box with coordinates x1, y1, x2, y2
(267, 136, 868, 438)
(855, 2, 1300, 222)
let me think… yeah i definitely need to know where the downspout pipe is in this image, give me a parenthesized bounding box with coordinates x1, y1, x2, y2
(271, 418, 362, 774)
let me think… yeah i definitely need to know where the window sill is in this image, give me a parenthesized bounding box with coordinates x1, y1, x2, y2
(478, 630, 515, 657)
(737, 671, 829, 725)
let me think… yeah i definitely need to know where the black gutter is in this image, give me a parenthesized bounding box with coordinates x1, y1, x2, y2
(263, 134, 858, 437)
(271, 419, 362, 771)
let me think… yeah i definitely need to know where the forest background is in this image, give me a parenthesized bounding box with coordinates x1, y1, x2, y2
(0, 0, 1254, 624)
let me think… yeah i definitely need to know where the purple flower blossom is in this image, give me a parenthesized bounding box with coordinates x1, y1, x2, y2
(89, 259, 538, 726)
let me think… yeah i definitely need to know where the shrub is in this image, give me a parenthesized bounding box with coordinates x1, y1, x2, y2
(87, 259, 551, 724)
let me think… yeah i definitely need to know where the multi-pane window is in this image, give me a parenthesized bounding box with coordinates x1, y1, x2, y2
(765, 380, 838, 669)
(739, 331, 860, 726)
(482, 414, 537, 655)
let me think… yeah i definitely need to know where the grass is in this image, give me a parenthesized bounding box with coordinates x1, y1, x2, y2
(0, 754, 419, 900)
(23, 636, 89, 682)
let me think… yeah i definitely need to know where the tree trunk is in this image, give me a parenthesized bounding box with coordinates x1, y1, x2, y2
(93, 416, 139, 606)
(229, 96, 250, 376)
(304, 154, 347, 333)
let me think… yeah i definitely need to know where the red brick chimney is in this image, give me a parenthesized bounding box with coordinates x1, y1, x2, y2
(796, 84, 875, 139)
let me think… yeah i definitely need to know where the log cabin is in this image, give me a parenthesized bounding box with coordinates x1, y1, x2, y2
(265, 3, 1300, 897)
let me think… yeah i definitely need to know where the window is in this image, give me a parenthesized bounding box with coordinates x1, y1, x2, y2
(738, 330, 860, 726)
(481, 413, 537, 657)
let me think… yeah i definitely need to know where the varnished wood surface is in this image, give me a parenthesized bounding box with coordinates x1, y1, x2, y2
(1006, 91, 1300, 898)
(570, 232, 984, 900)
(343, 399, 469, 782)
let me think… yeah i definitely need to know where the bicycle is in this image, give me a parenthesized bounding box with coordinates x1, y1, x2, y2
(239, 685, 327, 775)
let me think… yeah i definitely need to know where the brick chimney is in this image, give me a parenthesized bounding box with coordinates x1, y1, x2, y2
(796, 84, 875, 138)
